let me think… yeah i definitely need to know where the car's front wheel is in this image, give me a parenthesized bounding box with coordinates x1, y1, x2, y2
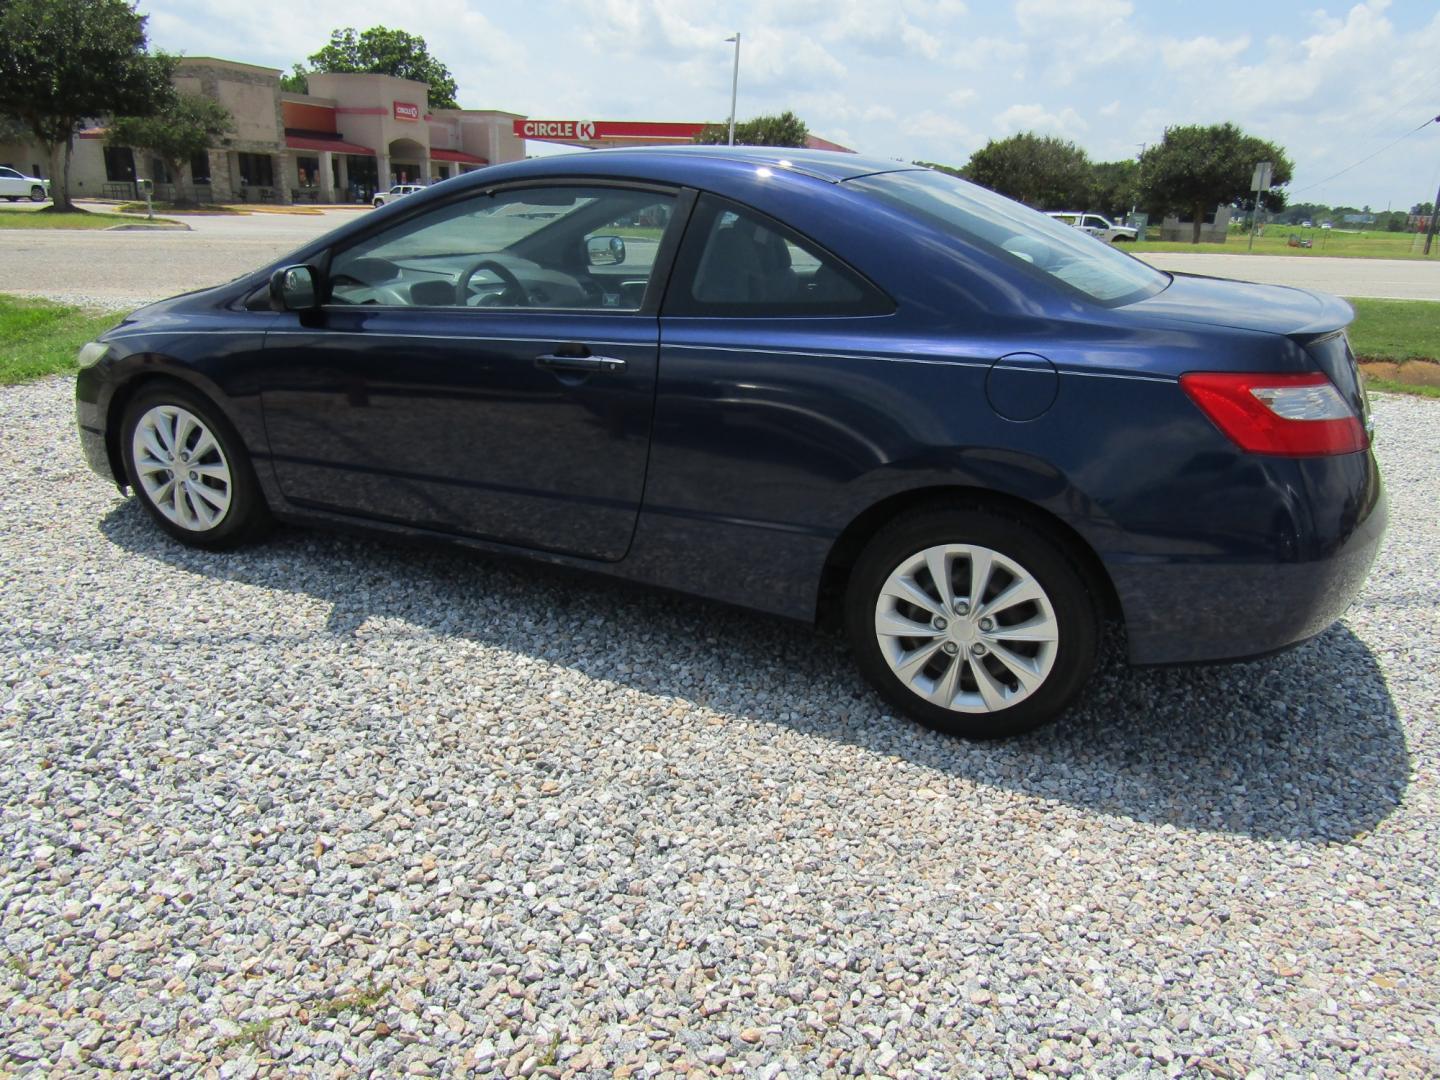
(845, 506, 1100, 739)
(120, 384, 269, 548)
(29, 186, 46, 202)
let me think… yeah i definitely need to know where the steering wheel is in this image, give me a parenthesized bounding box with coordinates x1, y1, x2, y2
(456, 258, 528, 306)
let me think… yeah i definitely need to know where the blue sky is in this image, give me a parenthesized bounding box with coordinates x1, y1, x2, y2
(140, 0, 1440, 210)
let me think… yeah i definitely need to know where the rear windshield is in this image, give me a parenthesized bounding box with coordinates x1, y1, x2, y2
(848, 169, 1168, 306)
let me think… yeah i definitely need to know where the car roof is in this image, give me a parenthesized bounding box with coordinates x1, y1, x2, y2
(483, 145, 909, 185)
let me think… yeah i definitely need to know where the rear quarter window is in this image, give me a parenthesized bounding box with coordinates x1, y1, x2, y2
(664, 194, 892, 318)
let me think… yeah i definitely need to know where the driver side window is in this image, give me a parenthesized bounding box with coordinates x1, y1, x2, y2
(327, 185, 677, 311)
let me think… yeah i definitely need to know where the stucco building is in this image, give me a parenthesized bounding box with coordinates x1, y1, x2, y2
(0, 53, 849, 205)
(0, 57, 522, 205)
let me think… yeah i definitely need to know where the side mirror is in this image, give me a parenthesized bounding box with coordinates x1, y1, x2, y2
(269, 264, 320, 311)
(586, 235, 626, 266)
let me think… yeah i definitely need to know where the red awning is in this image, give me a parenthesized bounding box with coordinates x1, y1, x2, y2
(430, 148, 488, 165)
(285, 134, 375, 156)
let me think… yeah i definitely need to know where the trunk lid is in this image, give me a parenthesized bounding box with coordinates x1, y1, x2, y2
(1123, 271, 1369, 432)
(1126, 271, 1354, 336)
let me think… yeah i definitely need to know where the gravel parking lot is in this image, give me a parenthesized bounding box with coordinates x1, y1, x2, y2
(1, 378, 1436, 1077)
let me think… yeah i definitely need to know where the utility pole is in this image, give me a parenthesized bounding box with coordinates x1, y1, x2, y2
(1425, 186, 1439, 255)
(725, 33, 742, 146)
(1426, 187, 1440, 256)
(1425, 115, 1440, 256)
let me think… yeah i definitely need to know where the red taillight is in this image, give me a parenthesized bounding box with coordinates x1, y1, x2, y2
(1179, 372, 1369, 457)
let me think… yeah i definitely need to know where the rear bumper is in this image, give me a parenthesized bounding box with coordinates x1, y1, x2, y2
(1107, 452, 1387, 666)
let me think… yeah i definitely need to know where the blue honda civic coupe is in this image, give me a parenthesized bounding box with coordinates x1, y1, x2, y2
(74, 147, 1385, 738)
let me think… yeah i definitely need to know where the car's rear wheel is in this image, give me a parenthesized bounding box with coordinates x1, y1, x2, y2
(845, 506, 1099, 739)
(29, 186, 46, 202)
(120, 384, 269, 548)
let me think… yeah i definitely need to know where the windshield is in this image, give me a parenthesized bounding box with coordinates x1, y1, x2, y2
(849, 169, 1168, 306)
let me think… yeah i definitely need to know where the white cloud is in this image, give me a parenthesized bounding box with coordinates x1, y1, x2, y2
(946, 34, 1029, 72)
(1013, 0, 1132, 33)
(1160, 34, 1251, 71)
(994, 103, 1089, 137)
(906, 0, 969, 17)
(797, 0, 956, 60)
(1009, 0, 1138, 83)
(947, 88, 978, 108)
(904, 111, 974, 139)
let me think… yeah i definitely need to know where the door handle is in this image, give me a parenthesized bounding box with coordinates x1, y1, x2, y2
(535, 353, 627, 375)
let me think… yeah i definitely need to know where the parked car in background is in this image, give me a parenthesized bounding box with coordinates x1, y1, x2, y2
(0, 166, 50, 202)
(372, 183, 426, 207)
(1047, 211, 1138, 242)
(1301, 220, 1314, 228)
(73, 147, 1385, 739)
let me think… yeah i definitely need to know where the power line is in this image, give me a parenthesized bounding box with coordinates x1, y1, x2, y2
(1290, 114, 1439, 196)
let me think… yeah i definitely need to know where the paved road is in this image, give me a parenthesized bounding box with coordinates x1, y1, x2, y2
(0, 204, 364, 307)
(4, 202, 1438, 306)
(1139, 252, 1440, 302)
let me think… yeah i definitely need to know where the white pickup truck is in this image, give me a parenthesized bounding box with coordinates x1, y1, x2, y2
(372, 183, 426, 208)
(1047, 211, 1138, 243)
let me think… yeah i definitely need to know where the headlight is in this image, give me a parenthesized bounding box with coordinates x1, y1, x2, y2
(77, 341, 109, 369)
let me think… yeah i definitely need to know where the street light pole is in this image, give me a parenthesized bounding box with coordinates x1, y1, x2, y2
(725, 33, 741, 146)
(1130, 141, 1146, 220)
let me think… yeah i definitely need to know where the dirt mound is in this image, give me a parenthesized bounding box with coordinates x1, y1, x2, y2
(1360, 359, 1440, 389)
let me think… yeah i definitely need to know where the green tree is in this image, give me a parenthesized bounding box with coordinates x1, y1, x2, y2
(913, 160, 964, 178)
(109, 92, 233, 207)
(694, 111, 809, 147)
(0, 113, 30, 143)
(293, 27, 459, 109)
(961, 133, 1092, 210)
(1088, 159, 1139, 218)
(1139, 123, 1293, 243)
(1277, 201, 1329, 225)
(279, 65, 310, 95)
(0, 0, 173, 210)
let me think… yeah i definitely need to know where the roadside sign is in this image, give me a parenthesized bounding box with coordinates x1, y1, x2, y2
(1248, 162, 1273, 252)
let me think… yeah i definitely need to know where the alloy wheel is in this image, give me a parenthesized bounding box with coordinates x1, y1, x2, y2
(873, 542, 1060, 713)
(130, 405, 233, 531)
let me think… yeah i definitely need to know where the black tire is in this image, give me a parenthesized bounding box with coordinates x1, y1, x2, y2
(120, 382, 270, 549)
(29, 186, 46, 202)
(844, 505, 1100, 739)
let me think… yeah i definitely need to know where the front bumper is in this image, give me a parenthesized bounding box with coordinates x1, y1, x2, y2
(1107, 452, 1387, 666)
(76, 368, 122, 487)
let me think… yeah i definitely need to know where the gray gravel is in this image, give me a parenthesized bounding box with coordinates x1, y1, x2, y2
(1, 376, 1437, 1078)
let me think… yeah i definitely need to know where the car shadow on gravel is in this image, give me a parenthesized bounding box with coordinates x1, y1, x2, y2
(100, 506, 1409, 844)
